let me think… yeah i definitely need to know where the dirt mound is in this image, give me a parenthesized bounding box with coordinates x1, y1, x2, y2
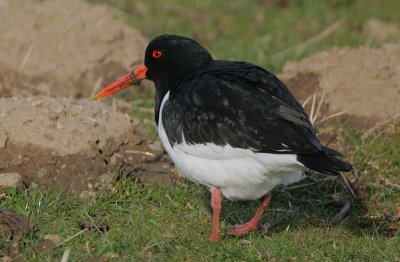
(0, 0, 147, 98)
(0, 0, 176, 193)
(0, 97, 175, 193)
(0, 208, 34, 242)
(280, 44, 400, 128)
(363, 18, 399, 41)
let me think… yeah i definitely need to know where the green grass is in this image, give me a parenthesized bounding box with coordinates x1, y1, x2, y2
(1, 125, 399, 261)
(90, 0, 400, 72)
(1, 0, 400, 260)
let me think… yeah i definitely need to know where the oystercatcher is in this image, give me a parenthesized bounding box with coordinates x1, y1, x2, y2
(95, 34, 352, 241)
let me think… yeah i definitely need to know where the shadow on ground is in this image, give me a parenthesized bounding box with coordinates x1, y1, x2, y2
(199, 173, 399, 239)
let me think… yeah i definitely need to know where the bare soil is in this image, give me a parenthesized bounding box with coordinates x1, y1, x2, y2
(363, 18, 399, 41)
(0, 96, 176, 193)
(0, 0, 147, 98)
(280, 44, 400, 128)
(0, 0, 176, 193)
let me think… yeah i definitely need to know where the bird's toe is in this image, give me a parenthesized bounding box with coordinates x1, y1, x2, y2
(226, 222, 259, 235)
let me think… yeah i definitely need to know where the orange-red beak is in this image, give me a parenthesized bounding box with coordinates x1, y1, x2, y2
(94, 64, 148, 99)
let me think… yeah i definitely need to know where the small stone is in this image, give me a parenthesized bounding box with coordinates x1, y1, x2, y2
(13, 156, 24, 165)
(37, 168, 48, 179)
(148, 141, 162, 152)
(48, 111, 59, 121)
(0, 173, 22, 188)
(44, 133, 54, 141)
(54, 105, 64, 114)
(35, 239, 55, 252)
(240, 239, 252, 245)
(99, 172, 113, 184)
(79, 191, 96, 198)
(124, 113, 131, 122)
(44, 234, 62, 244)
(109, 153, 123, 167)
(88, 117, 98, 126)
(363, 18, 399, 41)
(102, 252, 119, 260)
(31, 100, 43, 107)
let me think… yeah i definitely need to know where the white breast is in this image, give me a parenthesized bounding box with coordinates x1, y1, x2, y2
(158, 91, 306, 200)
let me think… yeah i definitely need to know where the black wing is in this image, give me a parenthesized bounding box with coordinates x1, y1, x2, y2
(162, 61, 323, 155)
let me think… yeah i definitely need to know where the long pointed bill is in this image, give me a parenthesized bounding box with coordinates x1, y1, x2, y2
(94, 64, 148, 99)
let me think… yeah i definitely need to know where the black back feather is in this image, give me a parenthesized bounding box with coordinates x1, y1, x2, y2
(158, 60, 352, 175)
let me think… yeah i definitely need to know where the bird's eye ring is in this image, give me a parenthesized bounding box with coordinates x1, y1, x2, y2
(152, 50, 162, 58)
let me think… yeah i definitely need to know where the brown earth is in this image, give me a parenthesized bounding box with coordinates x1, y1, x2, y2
(0, 208, 35, 242)
(0, 96, 175, 194)
(0, 0, 147, 98)
(280, 44, 400, 128)
(362, 18, 399, 42)
(0, 0, 177, 193)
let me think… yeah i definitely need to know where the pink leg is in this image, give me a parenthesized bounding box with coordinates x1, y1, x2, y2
(210, 186, 222, 242)
(227, 193, 271, 235)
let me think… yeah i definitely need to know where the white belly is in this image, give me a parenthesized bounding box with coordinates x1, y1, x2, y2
(158, 91, 306, 200)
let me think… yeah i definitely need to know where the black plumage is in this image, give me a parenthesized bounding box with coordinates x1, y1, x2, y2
(160, 60, 351, 175)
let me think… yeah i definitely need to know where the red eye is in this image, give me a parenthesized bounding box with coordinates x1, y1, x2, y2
(152, 50, 162, 58)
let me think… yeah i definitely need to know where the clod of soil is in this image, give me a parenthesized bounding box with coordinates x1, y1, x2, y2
(0, 208, 33, 242)
(0, 0, 147, 98)
(0, 96, 175, 193)
(280, 44, 400, 128)
(0, 173, 23, 188)
(78, 220, 110, 233)
(363, 18, 399, 41)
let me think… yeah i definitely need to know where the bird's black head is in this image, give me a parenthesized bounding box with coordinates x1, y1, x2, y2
(144, 35, 213, 86)
(94, 34, 212, 99)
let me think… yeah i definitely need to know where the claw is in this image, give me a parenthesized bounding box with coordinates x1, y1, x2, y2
(225, 194, 271, 236)
(226, 222, 259, 235)
(261, 222, 270, 231)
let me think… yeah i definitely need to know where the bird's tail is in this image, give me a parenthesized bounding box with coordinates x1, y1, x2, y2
(297, 147, 352, 176)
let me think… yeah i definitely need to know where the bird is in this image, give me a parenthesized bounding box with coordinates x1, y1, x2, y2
(95, 34, 352, 241)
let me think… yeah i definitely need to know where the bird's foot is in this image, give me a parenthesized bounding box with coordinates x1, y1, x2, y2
(226, 221, 270, 235)
(226, 194, 271, 236)
(260, 222, 270, 231)
(210, 233, 219, 242)
(226, 222, 259, 235)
